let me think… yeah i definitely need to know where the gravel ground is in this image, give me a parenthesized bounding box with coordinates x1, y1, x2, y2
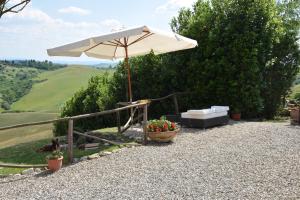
(1, 121, 300, 200)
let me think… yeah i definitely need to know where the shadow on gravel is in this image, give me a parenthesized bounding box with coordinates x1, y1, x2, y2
(34, 170, 53, 178)
(145, 141, 174, 147)
(285, 124, 300, 130)
(179, 120, 249, 134)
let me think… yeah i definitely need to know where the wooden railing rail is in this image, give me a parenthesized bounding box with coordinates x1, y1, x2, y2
(0, 102, 149, 164)
(0, 102, 147, 131)
(149, 92, 187, 102)
(116, 92, 189, 117)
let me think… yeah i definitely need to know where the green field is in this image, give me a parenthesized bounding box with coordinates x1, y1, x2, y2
(12, 65, 113, 112)
(0, 112, 57, 127)
(0, 112, 57, 148)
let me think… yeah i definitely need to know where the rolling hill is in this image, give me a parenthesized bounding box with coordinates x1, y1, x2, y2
(12, 65, 113, 112)
(0, 60, 67, 111)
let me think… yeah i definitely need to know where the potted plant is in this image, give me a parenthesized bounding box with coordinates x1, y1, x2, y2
(290, 106, 300, 125)
(231, 108, 241, 121)
(147, 117, 179, 142)
(46, 150, 63, 172)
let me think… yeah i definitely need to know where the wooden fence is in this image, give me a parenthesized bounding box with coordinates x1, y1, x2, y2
(0, 92, 186, 165)
(0, 102, 148, 164)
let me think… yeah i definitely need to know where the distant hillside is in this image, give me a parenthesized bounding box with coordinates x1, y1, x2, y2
(0, 60, 67, 71)
(12, 65, 114, 112)
(0, 65, 40, 110)
(93, 62, 118, 68)
(0, 60, 67, 111)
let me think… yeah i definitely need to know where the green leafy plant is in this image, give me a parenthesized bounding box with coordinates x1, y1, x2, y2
(147, 116, 177, 133)
(231, 107, 241, 114)
(46, 150, 63, 160)
(294, 93, 300, 103)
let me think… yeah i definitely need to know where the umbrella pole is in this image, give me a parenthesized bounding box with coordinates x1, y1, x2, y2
(124, 46, 133, 127)
(124, 46, 132, 103)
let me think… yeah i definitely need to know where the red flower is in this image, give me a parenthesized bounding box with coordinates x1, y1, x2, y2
(163, 123, 168, 131)
(171, 122, 176, 129)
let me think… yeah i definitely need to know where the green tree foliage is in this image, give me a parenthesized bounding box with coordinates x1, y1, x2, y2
(170, 0, 300, 118)
(0, 67, 37, 110)
(109, 52, 183, 119)
(0, 60, 66, 71)
(261, 0, 300, 118)
(56, 0, 300, 132)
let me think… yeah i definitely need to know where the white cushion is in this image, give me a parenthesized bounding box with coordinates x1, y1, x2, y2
(181, 111, 228, 119)
(181, 105, 229, 119)
(187, 109, 213, 115)
(211, 106, 229, 112)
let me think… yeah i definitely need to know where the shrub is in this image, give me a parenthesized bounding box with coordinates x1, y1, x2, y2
(1, 101, 10, 110)
(294, 93, 300, 102)
(53, 73, 116, 136)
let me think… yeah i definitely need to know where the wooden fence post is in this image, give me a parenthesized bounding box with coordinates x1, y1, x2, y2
(137, 107, 140, 124)
(68, 119, 73, 163)
(173, 94, 179, 115)
(116, 110, 121, 134)
(143, 104, 148, 145)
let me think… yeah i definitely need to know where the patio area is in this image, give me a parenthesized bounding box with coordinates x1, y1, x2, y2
(1, 121, 300, 199)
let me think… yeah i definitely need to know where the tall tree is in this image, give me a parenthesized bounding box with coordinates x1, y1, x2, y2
(0, 0, 30, 18)
(170, 0, 300, 118)
(261, 0, 300, 118)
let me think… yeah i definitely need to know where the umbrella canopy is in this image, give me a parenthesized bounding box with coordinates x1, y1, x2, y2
(47, 25, 198, 102)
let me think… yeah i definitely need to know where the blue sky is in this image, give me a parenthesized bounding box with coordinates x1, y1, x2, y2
(0, 0, 195, 63)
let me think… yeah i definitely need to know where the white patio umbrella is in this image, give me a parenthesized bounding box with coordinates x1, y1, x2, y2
(47, 25, 197, 103)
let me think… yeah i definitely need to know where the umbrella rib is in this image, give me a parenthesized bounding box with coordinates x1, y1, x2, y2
(101, 43, 118, 46)
(84, 42, 104, 52)
(114, 39, 125, 46)
(84, 42, 118, 52)
(106, 41, 123, 46)
(127, 32, 154, 46)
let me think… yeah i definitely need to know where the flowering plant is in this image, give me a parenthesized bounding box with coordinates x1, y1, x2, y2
(147, 116, 177, 133)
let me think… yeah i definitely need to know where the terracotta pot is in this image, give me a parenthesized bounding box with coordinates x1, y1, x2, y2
(147, 129, 178, 142)
(290, 108, 300, 125)
(231, 113, 241, 121)
(47, 156, 63, 172)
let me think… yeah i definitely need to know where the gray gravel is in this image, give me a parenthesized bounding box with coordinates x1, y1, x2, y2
(1, 121, 300, 199)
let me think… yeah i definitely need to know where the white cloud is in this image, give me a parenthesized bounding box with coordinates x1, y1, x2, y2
(156, 0, 195, 13)
(7, 0, 25, 6)
(4, 6, 99, 30)
(0, 5, 126, 60)
(58, 6, 91, 15)
(100, 19, 124, 31)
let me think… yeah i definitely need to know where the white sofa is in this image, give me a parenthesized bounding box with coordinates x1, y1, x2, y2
(181, 106, 229, 128)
